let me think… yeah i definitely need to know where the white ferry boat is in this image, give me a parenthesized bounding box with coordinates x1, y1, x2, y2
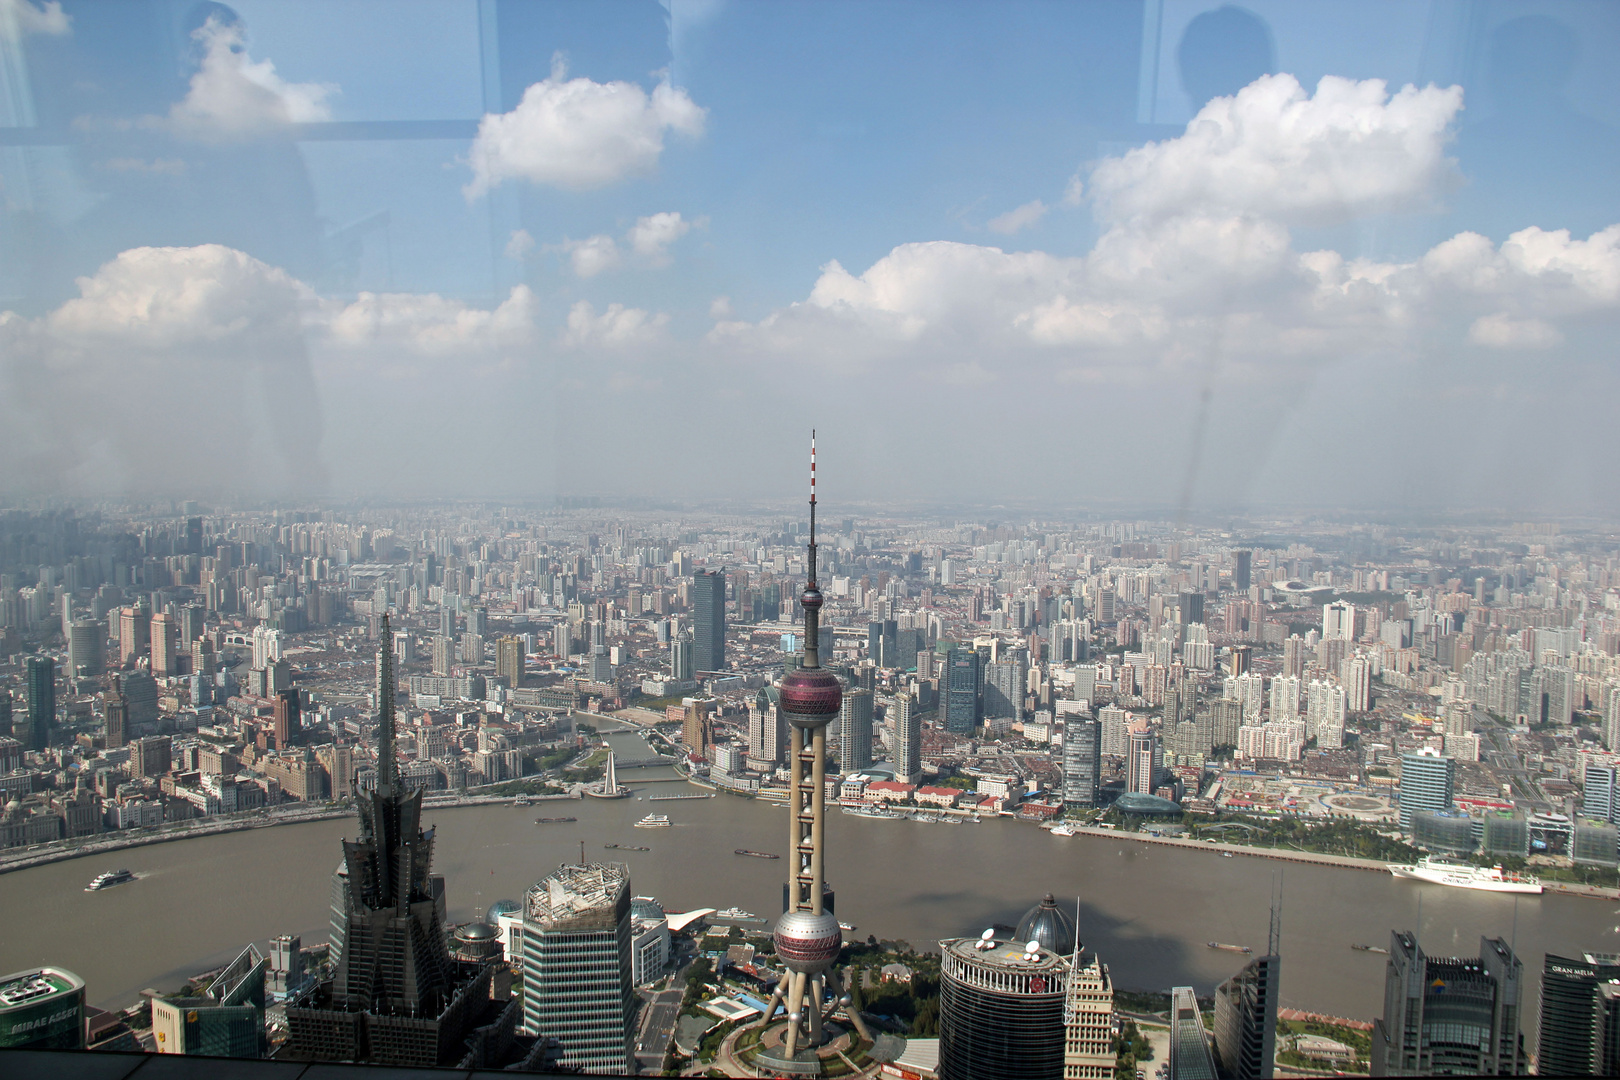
(633, 814, 672, 828)
(715, 907, 757, 920)
(1387, 857, 1543, 894)
(1049, 824, 1077, 837)
(85, 869, 135, 892)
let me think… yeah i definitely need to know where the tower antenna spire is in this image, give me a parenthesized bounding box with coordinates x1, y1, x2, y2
(802, 432, 823, 669)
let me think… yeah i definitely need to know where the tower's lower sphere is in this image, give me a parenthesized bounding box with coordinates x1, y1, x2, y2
(774, 909, 843, 973)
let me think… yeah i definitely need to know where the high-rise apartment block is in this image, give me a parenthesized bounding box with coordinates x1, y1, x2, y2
(150, 613, 178, 676)
(893, 693, 921, 784)
(839, 687, 873, 772)
(495, 636, 524, 688)
(1127, 730, 1160, 794)
(1063, 717, 1101, 809)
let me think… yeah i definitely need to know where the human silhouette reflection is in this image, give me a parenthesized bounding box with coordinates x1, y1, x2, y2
(1177, 4, 1275, 112)
(1454, 13, 1620, 239)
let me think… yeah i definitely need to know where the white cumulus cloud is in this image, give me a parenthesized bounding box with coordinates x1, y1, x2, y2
(316, 286, 539, 358)
(987, 199, 1049, 235)
(169, 15, 337, 137)
(1468, 314, 1563, 349)
(562, 300, 669, 349)
(465, 56, 706, 197)
(556, 211, 700, 276)
(628, 211, 695, 263)
(1089, 74, 1463, 227)
(0, 0, 68, 40)
(505, 229, 535, 260)
(563, 234, 624, 278)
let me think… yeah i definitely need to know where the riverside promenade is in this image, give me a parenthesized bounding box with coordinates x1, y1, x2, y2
(0, 789, 579, 876)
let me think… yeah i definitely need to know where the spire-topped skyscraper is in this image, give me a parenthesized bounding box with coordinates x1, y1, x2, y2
(287, 614, 517, 1067)
(763, 434, 873, 1066)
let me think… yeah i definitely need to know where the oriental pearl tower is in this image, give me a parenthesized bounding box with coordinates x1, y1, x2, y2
(762, 433, 873, 1066)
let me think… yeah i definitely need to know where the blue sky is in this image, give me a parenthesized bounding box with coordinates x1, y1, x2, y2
(2, 0, 1619, 512)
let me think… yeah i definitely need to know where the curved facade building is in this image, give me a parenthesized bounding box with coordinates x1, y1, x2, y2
(938, 935, 1070, 1080)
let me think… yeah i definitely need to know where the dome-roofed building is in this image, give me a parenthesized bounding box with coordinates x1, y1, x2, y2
(1016, 894, 1076, 956)
(452, 920, 500, 962)
(485, 899, 520, 925)
(1112, 792, 1182, 817)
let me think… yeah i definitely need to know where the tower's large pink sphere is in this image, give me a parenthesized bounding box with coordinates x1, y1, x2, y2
(779, 667, 841, 727)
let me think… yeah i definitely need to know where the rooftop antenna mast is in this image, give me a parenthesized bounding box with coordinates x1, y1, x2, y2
(376, 613, 396, 797)
(1268, 871, 1282, 957)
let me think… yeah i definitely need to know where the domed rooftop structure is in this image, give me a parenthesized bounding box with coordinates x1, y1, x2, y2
(485, 899, 521, 924)
(1112, 792, 1183, 817)
(455, 920, 498, 942)
(1015, 893, 1076, 956)
(631, 896, 666, 922)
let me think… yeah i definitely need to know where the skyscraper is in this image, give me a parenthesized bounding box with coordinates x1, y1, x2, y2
(273, 689, 301, 749)
(150, 944, 268, 1058)
(1322, 601, 1355, 642)
(67, 621, 106, 678)
(519, 862, 635, 1074)
(102, 692, 127, 750)
(150, 613, 178, 677)
(495, 636, 524, 688)
(1127, 730, 1160, 794)
(432, 634, 455, 676)
(692, 569, 725, 675)
(938, 896, 1079, 1080)
(1372, 932, 1523, 1075)
(838, 687, 873, 772)
(1177, 591, 1204, 627)
(1233, 550, 1252, 592)
(682, 700, 711, 761)
(1212, 918, 1279, 1080)
(120, 604, 150, 665)
(1168, 985, 1219, 1080)
(893, 693, 922, 785)
(761, 435, 872, 1068)
(671, 631, 695, 682)
(944, 646, 980, 735)
(1398, 749, 1455, 832)
(1537, 952, 1620, 1076)
(287, 615, 514, 1067)
(1063, 717, 1102, 809)
(24, 655, 54, 753)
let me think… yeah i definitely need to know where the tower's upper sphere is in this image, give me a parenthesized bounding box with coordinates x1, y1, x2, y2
(779, 667, 841, 728)
(801, 585, 824, 610)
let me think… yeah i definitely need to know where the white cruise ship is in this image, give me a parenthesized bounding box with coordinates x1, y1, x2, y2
(633, 813, 672, 828)
(1387, 856, 1543, 894)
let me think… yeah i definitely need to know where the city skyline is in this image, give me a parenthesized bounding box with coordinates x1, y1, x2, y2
(1, 1, 1620, 1072)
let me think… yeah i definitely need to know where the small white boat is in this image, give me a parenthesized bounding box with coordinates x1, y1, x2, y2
(1049, 824, 1076, 837)
(633, 814, 672, 828)
(86, 869, 135, 892)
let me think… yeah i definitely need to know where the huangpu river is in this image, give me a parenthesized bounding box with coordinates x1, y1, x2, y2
(1, 727, 1614, 1022)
